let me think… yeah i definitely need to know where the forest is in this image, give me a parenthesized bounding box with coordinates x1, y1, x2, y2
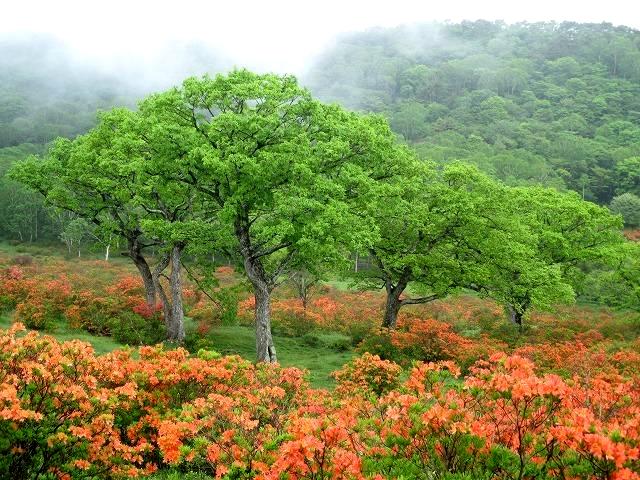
(0, 20, 640, 480)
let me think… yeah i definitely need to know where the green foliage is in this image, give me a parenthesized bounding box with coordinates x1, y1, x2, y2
(109, 311, 166, 346)
(580, 241, 640, 310)
(306, 21, 640, 205)
(610, 193, 640, 227)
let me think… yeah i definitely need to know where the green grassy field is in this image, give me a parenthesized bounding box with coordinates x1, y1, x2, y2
(0, 311, 352, 388)
(202, 325, 353, 388)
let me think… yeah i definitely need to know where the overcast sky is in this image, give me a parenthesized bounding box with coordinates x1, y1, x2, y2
(2, 0, 639, 74)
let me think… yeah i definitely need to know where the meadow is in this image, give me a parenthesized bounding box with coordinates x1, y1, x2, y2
(1, 243, 640, 479)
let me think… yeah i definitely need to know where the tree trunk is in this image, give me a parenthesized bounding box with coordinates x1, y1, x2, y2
(381, 273, 409, 329)
(105, 243, 110, 262)
(128, 239, 156, 307)
(235, 216, 278, 363)
(254, 284, 277, 363)
(507, 304, 524, 326)
(382, 286, 403, 329)
(166, 244, 185, 343)
(152, 252, 171, 333)
(242, 255, 277, 363)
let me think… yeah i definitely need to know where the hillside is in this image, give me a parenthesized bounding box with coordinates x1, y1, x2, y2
(305, 21, 640, 205)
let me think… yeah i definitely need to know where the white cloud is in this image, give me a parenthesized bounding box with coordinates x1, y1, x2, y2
(2, 0, 639, 73)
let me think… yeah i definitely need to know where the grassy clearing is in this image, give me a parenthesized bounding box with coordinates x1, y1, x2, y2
(1, 311, 352, 388)
(202, 325, 353, 388)
(0, 312, 124, 354)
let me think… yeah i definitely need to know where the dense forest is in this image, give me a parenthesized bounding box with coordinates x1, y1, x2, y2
(307, 21, 640, 208)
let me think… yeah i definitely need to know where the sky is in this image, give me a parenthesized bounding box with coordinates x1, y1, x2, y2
(2, 0, 639, 74)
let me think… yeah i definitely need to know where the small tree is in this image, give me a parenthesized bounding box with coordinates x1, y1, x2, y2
(59, 217, 90, 257)
(610, 192, 640, 228)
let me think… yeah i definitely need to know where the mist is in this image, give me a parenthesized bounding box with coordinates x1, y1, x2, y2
(3, 0, 639, 83)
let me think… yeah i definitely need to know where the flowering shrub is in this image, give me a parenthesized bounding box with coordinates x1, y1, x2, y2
(332, 352, 403, 397)
(1, 323, 640, 479)
(0, 324, 152, 479)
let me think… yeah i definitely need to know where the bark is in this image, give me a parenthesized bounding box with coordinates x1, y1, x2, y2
(382, 277, 407, 329)
(381, 270, 440, 329)
(149, 245, 186, 344)
(128, 238, 156, 307)
(236, 217, 277, 363)
(383, 289, 403, 329)
(507, 304, 524, 326)
(253, 282, 277, 363)
(243, 254, 277, 363)
(380, 264, 412, 329)
(152, 253, 171, 331)
(166, 243, 185, 343)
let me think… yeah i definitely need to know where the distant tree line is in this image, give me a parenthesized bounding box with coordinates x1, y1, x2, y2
(305, 21, 640, 211)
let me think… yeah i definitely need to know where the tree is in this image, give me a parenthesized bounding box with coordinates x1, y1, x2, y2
(615, 157, 640, 196)
(9, 109, 197, 342)
(9, 128, 160, 307)
(389, 102, 428, 141)
(476, 187, 625, 325)
(59, 217, 90, 257)
(610, 193, 640, 228)
(360, 163, 534, 329)
(288, 269, 323, 311)
(141, 70, 408, 362)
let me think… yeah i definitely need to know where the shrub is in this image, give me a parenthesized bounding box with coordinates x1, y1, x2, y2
(0, 324, 151, 479)
(332, 352, 402, 397)
(328, 337, 352, 352)
(109, 311, 166, 346)
(11, 254, 34, 266)
(302, 332, 321, 347)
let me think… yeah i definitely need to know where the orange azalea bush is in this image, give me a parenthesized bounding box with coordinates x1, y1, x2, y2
(1, 323, 640, 479)
(332, 352, 403, 397)
(0, 323, 153, 479)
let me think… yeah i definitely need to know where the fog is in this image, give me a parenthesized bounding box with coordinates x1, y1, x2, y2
(3, 0, 639, 80)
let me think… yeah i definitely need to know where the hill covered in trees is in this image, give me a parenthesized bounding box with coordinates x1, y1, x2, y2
(0, 34, 228, 242)
(305, 21, 640, 209)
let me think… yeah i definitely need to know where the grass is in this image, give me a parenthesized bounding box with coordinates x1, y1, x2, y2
(0, 311, 124, 354)
(194, 323, 353, 389)
(1, 311, 352, 388)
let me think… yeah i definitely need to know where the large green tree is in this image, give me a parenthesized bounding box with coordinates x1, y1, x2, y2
(9, 108, 198, 342)
(139, 70, 409, 362)
(359, 163, 537, 328)
(10, 116, 160, 306)
(357, 162, 625, 329)
(473, 187, 625, 325)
